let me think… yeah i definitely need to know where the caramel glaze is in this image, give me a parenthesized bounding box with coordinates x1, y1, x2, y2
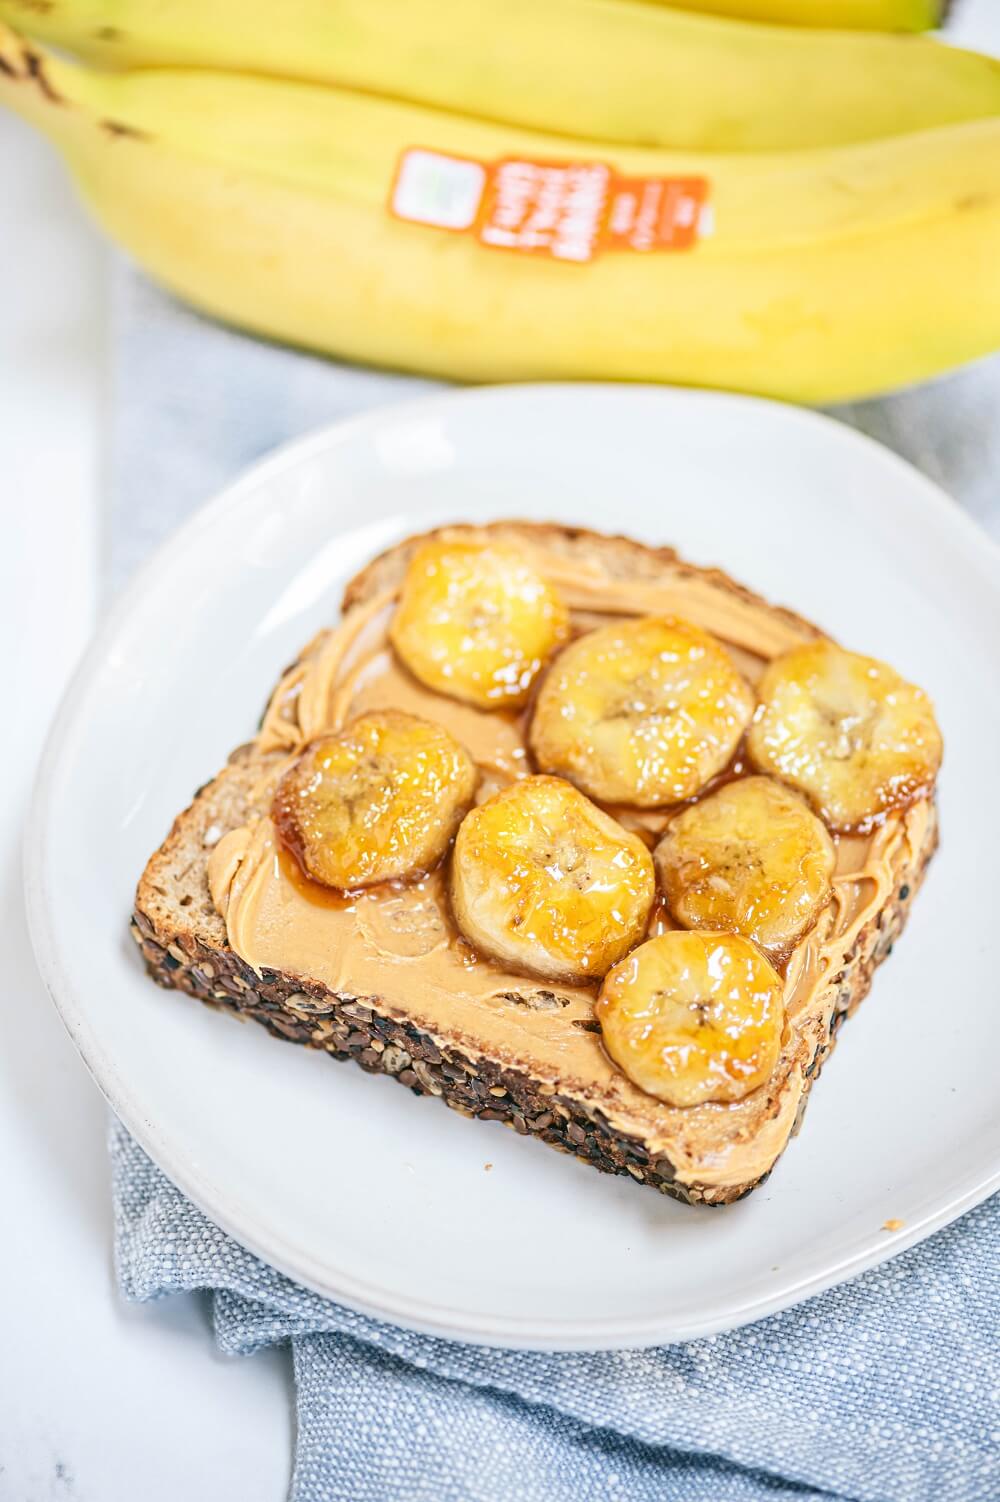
(210, 534, 934, 1191)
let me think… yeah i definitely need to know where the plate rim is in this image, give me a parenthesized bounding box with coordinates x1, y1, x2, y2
(23, 381, 1000, 1350)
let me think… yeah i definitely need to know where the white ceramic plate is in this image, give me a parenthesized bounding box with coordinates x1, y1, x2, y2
(26, 384, 1000, 1350)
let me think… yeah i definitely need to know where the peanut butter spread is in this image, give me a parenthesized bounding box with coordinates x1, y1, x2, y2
(208, 531, 932, 1190)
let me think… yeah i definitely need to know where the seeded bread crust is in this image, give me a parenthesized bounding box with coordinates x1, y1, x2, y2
(132, 522, 938, 1206)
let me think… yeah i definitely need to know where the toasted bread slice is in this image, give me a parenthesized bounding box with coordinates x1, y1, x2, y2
(133, 523, 938, 1205)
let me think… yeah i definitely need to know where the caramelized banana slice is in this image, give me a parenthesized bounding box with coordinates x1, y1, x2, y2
(450, 775, 655, 983)
(272, 710, 477, 889)
(597, 931, 784, 1109)
(389, 539, 570, 709)
(655, 775, 835, 958)
(529, 616, 754, 807)
(747, 640, 942, 833)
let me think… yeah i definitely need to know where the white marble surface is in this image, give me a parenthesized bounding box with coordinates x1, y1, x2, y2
(0, 116, 291, 1502)
(1, 6, 998, 1494)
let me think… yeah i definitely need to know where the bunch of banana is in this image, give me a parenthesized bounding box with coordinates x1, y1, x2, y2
(1, 0, 994, 151)
(1, 21, 998, 401)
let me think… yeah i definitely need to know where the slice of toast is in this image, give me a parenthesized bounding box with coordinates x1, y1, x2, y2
(133, 523, 938, 1205)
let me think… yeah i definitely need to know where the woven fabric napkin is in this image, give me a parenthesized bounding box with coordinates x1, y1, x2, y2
(108, 265, 1000, 1502)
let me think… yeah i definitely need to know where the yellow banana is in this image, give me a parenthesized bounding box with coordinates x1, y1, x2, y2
(271, 710, 479, 889)
(2, 25, 999, 402)
(654, 776, 836, 958)
(0, 0, 995, 151)
(643, 0, 943, 31)
(450, 775, 656, 983)
(746, 641, 943, 832)
(390, 538, 570, 710)
(530, 617, 755, 807)
(597, 931, 785, 1108)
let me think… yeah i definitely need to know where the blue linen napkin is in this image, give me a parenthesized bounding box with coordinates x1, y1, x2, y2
(108, 264, 1000, 1502)
(112, 1119, 998, 1502)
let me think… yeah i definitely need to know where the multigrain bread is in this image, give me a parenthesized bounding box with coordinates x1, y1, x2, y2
(132, 523, 938, 1205)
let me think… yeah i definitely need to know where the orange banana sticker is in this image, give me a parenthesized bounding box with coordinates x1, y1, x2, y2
(390, 149, 711, 263)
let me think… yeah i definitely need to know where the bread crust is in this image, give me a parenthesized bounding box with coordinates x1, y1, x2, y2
(133, 522, 938, 1206)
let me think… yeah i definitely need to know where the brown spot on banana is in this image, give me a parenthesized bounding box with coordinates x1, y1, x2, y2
(0, 31, 62, 102)
(100, 119, 152, 140)
(24, 46, 62, 102)
(955, 192, 992, 213)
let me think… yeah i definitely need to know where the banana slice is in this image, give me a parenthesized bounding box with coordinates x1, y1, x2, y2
(597, 931, 784, 1109)
(389, 539, 570, 709)
(654, 775, 835, 958)
(272, 709, 477, 889)
(450, 775, 655, 983)
(529, 616, 754, 807)
(746, 640, 942, 833)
